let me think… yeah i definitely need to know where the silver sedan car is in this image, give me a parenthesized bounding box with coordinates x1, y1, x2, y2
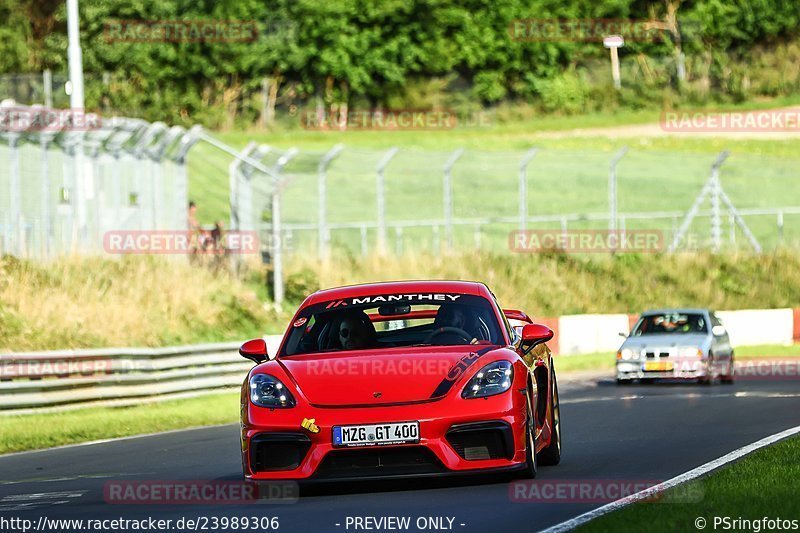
(616, 309, 735, 384)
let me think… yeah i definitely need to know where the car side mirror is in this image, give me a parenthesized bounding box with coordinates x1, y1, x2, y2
(618, 331, 628, 338)
(520, 323, 554, 351)
(239, 338, 268, 364)
(712, 325, 726, 337)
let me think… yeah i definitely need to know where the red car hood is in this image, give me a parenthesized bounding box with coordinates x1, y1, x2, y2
(278, 346, 496, 406)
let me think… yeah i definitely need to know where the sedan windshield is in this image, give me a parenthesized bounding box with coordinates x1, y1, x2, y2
(280, 294, 503, 356)
(632, 313, 708, 335)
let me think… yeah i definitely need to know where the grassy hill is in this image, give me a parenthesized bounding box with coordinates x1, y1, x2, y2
(3, 251, 799, 352)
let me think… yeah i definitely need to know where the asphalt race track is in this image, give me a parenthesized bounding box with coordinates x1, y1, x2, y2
(2, 378, 798, 533)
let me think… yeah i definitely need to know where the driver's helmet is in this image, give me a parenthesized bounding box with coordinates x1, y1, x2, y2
(434, 303, 469, 331)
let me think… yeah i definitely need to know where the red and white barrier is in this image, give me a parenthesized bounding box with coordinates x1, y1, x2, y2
(542, 308, 799, 356)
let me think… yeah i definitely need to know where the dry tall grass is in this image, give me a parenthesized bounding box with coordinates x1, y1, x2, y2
(0, 256, 274, 351)
(3, 251, 798, 352)
(285, 250, 800, 316)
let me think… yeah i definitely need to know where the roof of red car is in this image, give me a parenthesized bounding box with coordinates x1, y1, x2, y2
(303, 280, 490, 306)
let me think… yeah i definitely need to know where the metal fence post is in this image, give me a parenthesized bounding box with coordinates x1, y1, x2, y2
(608, 146, 629, 250)
(84, 137, 103, 251)
(172, 127, 200, 231)
(669, 150, 729, 252)
(229, 141, 258, 231)
(376, 147, 399, 254)
(40, 132, 55, 258)
(318, 144, 344, 259)
(443, 148, 465, 250)
(518, 148, 538, 230)
(271, 148, 298, 307)
(7, 132, 21, 255)
(710, 153, 725, 252)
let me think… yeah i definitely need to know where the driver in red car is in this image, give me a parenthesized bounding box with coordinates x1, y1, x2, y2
(434, 303, 478, 344)
(338, 312, 377, 350)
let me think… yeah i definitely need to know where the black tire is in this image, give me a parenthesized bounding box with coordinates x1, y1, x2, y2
(698, 360, 714, 385)
(721, 354, 735, 384)
(520, 390, 538, 479)
(616, 378, 632, 385)
(538, 368, 561, 466)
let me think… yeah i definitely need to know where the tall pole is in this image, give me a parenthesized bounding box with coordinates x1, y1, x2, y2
(67, 0, 88, 247)
(66, 0, 85, 110)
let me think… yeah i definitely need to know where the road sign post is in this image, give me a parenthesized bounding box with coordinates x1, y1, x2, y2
(603, 35, 624, 90)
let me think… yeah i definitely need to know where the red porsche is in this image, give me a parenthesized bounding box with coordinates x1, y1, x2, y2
(238, 280, 561, 482)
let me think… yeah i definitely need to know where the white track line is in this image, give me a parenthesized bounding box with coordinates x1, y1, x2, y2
(538, 424, 800, 533)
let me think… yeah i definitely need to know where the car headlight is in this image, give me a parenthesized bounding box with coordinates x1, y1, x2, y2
(249, 374, 295, 408)
(617, 348, 637, 361)
(679, 347, 704, 358)
(462, 360, 513, 399)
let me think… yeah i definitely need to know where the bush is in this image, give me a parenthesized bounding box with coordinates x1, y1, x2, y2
(532, 69, 590, 114)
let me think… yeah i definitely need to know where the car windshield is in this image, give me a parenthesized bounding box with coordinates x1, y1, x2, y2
(280, 294, 503, 356)
(632, 313, 708, 335)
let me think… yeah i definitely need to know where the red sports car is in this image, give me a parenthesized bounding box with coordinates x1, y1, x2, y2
(238, 280, 561, 482)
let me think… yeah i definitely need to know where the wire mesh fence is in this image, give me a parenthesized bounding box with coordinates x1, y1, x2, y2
(225, 143, 800, 258)
(0, 105, 198, 258)
(4, 102, 800, 264)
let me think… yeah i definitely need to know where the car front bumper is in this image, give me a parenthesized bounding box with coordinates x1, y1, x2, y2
(241, 390, 531, 480)
(616, 358, 709, 381)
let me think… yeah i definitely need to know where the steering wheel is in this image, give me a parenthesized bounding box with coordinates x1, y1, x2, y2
(424, 327, 473, 345)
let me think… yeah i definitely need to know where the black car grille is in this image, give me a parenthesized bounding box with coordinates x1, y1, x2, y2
(446, 421, 514, 461)
(315, 446, 444, 479)
(249, 433, 312, 472)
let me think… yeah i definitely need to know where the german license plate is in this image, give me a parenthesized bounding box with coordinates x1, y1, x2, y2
(332, 422, 419, 447)
(644, 362, 674, 371)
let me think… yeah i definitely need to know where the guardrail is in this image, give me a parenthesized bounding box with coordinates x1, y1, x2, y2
(0, 339, 282, 415)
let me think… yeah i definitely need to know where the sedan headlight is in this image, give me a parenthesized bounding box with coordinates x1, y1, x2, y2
(462, 360, 513, 399)
(249, 374, 295, 408)
(679, 347, 704, 358)
(617, 348, 637, 360)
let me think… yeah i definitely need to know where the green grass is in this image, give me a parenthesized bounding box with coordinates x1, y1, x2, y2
(554, 352, 616, 374)
(735, 344, 800, 359)
(0, 392, 240, 455)
(579, 435, 800, 533)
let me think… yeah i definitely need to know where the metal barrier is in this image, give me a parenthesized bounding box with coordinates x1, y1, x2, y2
(0, 338, 283, 415)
